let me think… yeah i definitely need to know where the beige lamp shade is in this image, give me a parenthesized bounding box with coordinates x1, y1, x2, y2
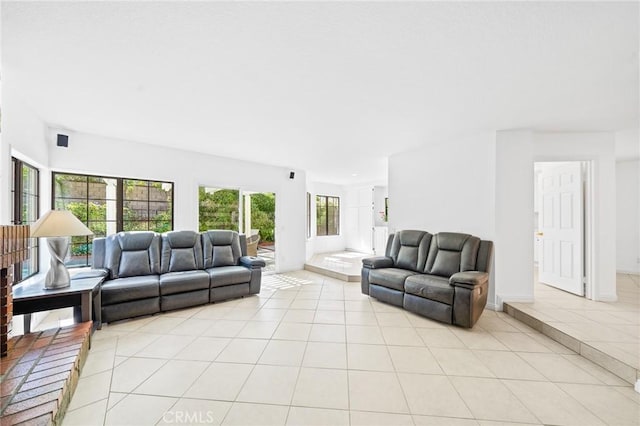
(31, 210, 93, 237)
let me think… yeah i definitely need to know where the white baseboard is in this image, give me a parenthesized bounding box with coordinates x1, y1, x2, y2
(593, 293, 618, 302)
(490, 295, 534, 312)
(486, 302, 501, 312)
(497, 295, 535, 304)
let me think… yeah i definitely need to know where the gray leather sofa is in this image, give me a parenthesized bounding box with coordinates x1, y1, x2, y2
(93, 230, 265, 323)
(361, 230, 493, 328)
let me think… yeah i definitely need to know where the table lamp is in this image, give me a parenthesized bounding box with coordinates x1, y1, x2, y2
(30, 210, 93, 289)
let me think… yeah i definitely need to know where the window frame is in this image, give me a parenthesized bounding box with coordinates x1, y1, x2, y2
(306, 192, 311, 239)
(316, 194, 340, 236)
(11, 157, 40, 282)
(52, 171, 174, 267)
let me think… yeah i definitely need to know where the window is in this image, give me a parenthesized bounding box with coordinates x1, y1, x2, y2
(122, 179, 174, 232)
(53, 172, 173, 267)
(11, 158, 39, 281)
(306, 192, 311, 239)
(384, 197, 389, 222)
(316, 195, 339, 236)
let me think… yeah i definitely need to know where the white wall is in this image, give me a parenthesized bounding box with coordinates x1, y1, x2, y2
(615, 128, 640, 161)
(389, 129, 617, 309)
(494, 130, 534, 305)
(616, 160, 640, 273)
(46, 129, 307, 272)
(0, 89, 49, 224)
(389, 131, 498, 307)
(389, 131, 496, 237)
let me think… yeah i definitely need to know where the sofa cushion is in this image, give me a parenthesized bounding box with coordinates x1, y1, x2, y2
(368, 268, 419, 292)
(425, 233, 480, 277)
(405, 274, 454, 305)
(212, 246, 235, 267)
(119, 250, 154, 277)
(389, 230, 432, 272)
(160, 270, 210, 295)
(104, 231, 161, 279)
(207, 266, 251, 288)
(202, 230, 243, 268)
(161, 231, 203, 273)
(101, 275, 160, 305)
(430, 250, 463, 278)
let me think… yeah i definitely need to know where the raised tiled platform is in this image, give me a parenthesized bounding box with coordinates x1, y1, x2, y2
(504, 301, 639, 386)
(0, 322, 92, 425)
(303, 263, 359, 282)
(304, 251, 369, 282)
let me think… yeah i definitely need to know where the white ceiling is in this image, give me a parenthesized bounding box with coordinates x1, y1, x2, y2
(2, 2, 638, 184)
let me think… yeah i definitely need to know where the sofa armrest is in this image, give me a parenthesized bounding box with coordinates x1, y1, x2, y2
(449, 271, 489, 289)
(240, 256, 266, 269)
(362, 256, 394, 269)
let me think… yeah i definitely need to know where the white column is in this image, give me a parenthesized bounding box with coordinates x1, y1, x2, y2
(495, 130, 535, 307)
(244, 193, 252, 234)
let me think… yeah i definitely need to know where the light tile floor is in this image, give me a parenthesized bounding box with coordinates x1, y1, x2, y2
(509, 271, 640, 378)
(56, 270, 640, 426)
(257, 247, 276, 274)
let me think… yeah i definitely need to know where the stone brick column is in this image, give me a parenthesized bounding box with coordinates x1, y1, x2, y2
(1, 225, 30, 357)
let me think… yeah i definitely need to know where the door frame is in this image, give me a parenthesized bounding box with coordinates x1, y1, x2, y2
(583, 160, 594, 299)
(533, 160, 595, 299)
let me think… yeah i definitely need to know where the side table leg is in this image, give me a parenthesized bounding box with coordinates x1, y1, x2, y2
(94, 288, 102, 330)
(81, 292, 91, 323)
(24, 313, 32, 334)
(73, 306, 82, 323)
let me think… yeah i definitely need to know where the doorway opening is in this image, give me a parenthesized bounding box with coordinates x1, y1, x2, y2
(198, 186, 276, 273)
(242, 190, 276, 274)
(533, 161, 592, 298)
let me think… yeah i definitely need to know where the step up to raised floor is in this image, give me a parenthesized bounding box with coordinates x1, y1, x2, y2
(0, 322, 92, 425)
(504, 302, 639, 386)
(304, 251, 370, 282)
(304, 263, 360, 282)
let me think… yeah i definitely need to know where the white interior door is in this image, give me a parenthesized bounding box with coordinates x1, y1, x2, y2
(538, 162, 584, 296)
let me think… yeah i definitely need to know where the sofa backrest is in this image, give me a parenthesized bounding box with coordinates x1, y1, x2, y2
(476, 240, 494, 274)
(161, 230, 203, 273)
(424, 232, 480, 277)
(202, 230, 243, 268)
(104, 231, 161, 279)
(92, 237, 106, 269)
(388, 230, 432, 272)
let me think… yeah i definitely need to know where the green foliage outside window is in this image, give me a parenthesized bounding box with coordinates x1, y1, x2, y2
(316, 195, 339, 236)
(199, 188, 239, 232)
(248, 193, 275, 243)
(199, 188, 276, 243)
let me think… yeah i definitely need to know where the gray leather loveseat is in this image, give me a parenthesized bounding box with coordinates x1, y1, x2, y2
(92, 230, 265, 323)
(361, 230, 493, 328)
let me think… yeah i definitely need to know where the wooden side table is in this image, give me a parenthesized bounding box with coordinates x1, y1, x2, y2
(12, 271, 106, 333)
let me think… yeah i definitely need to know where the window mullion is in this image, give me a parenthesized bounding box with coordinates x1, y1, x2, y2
(116, 179, 124, 232)
(14, 160, 22, 225)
